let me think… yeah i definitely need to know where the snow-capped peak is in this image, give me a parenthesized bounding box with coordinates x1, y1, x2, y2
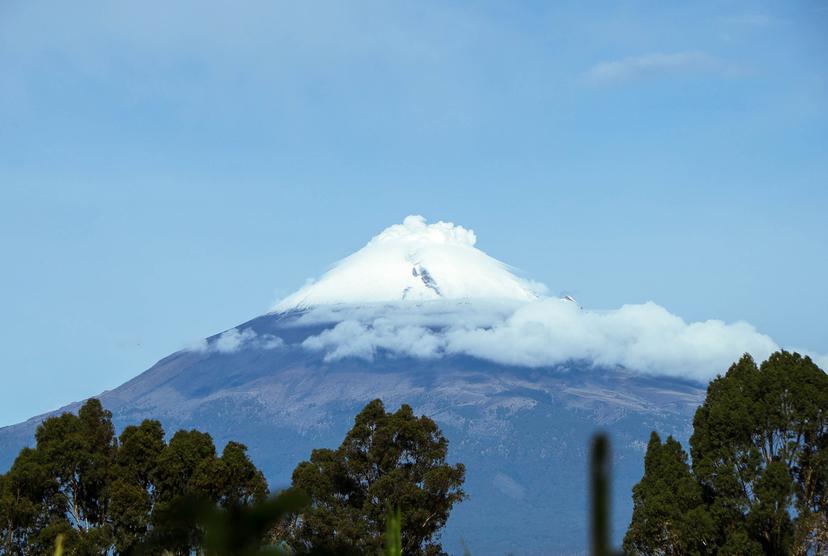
(273, 215, 545, 311)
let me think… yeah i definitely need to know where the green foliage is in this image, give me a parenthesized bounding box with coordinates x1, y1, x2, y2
(109, 420, 165, 552)
(138, 488, 308, 556)
(624, 351, 828, 555)
(153, 429, 218, 505)
(1, 447, 58, 554)
(215, 441, 269, 507)
(284, 399, 466, 556)
(623, 432, 712, 555)
(0, 399, 268, 555)
(3, 399, 463, 555)
(33, 399, 116, 550)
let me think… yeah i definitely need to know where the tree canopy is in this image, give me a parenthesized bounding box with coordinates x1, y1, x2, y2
(0, 399, 267, 555)
(284, 399, 466, 556)
(624, 351, 828, 555)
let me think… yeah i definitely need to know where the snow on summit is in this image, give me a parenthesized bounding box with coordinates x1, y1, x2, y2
(274, 216, 543, 310)
(266, 215, 825, 380)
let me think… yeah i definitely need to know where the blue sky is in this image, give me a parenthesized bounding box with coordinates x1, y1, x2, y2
(1, 1, 826, 426)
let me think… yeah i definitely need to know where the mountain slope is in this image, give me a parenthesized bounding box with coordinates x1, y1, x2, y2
(0, 309, 704, 554)
(3, 215, 778, 554)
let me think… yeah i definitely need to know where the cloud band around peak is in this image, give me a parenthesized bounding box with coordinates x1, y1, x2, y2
(298, 298, 807, 382)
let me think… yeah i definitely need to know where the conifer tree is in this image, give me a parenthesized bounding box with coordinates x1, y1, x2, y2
(625, 351, 828, 555)
(623, 432, 711, 555)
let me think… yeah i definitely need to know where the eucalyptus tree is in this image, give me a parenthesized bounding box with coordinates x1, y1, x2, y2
(0, 399, 268, 555)
(285, 399, 466, 556)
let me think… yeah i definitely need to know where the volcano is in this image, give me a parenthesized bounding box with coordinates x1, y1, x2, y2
(3, 215, 786, 555)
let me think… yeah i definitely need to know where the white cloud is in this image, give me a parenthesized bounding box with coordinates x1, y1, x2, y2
(444, 301, 778, 380)
(303, 319, 444, 362)
(259, 335, 286, 350)
(298, 299, 794, 381)
(190, 327, 284, 354)
(281, 216, 825, 382)
(185, 337, 210, 352)
(215, 328, 258, 353)
(584, 51, 718, 85)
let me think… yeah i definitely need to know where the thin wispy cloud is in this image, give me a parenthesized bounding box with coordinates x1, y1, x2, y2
(584, 51, 718, 85)
(190, 328, 284, 354)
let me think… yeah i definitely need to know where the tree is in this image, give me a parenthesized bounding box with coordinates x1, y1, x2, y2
(153, 429, 219, 506)
(284, 399, 465, 555)
(215, 442, 268, 507)
(692, 351, 828, 554)
(0, 447, 58, 555)
(0, 399, 270, 555)
(109, 420, 165, 553)
(623, 432, 712, 555)
(624, 351, 828, 555)
(150, 432, 268, 553)
(33, 398, 117, 552)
